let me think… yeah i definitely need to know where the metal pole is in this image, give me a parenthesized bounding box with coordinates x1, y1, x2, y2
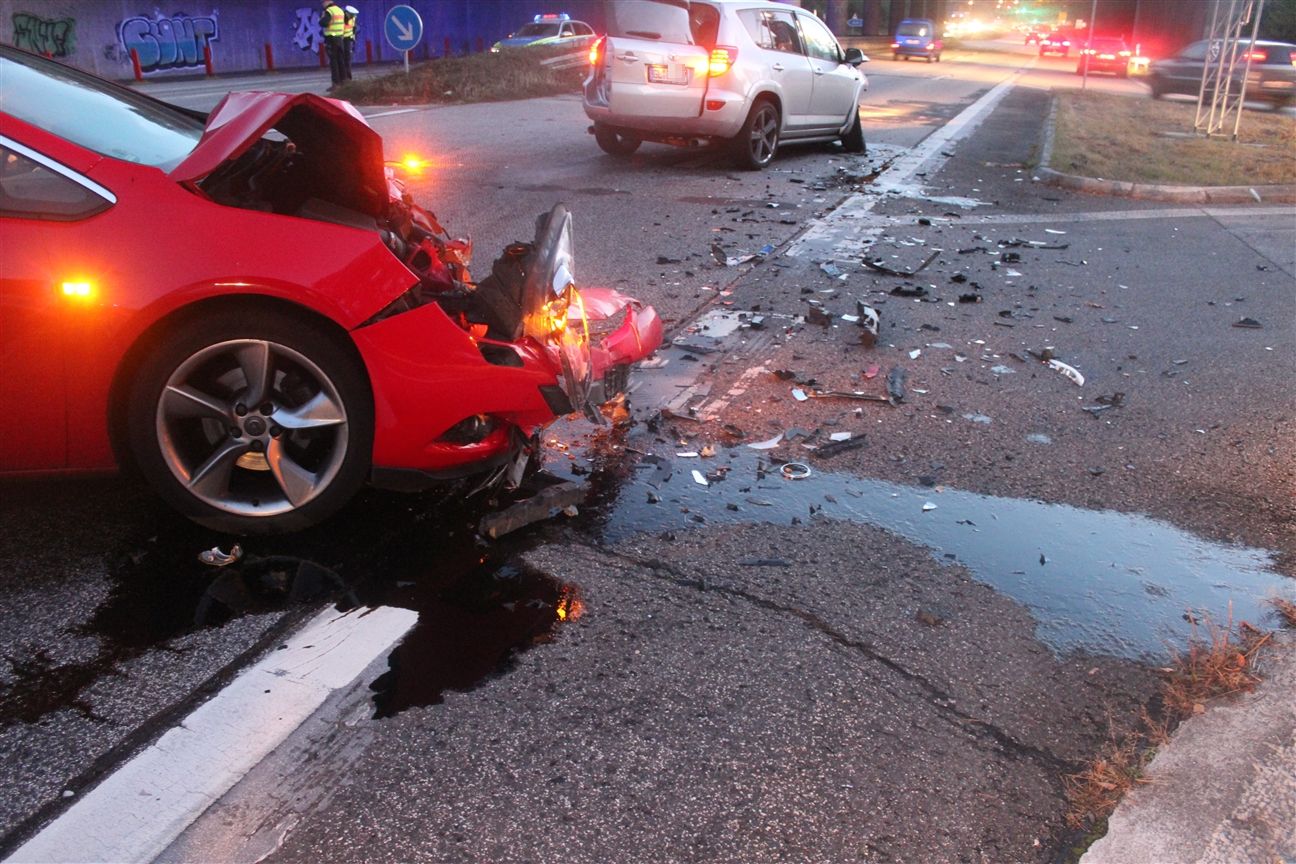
(1232, 0, 1265, 140)
(1081, 0, 1097, 91)
(403, 49, 410, 74)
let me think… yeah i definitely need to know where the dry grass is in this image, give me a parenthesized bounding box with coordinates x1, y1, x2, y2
(1272, 597, 1296, 628)
(334, 46, 585, 105)
(1050, 90, 1296, 186)
(1064, 613, 1274, 831)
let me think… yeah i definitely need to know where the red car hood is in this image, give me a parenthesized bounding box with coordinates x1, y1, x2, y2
(168, 91, 389, 216)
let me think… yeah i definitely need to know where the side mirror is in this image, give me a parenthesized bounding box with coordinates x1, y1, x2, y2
(844, 47, 868, 66)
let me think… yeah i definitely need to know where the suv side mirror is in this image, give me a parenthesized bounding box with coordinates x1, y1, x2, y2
(844, 47, 867, 66)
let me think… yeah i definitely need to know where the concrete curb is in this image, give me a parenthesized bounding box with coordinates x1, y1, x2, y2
(1082, 632, 1296, 863)
(1036, 94, 1296, 204)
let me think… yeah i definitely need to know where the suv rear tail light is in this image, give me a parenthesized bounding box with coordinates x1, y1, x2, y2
(1244, 50, 1267, 62)
(709, 46, 737, 77)
(589, 35, 605, 67)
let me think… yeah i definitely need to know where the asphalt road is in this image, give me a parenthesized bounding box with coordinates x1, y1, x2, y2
(1, 41, 1293, 863)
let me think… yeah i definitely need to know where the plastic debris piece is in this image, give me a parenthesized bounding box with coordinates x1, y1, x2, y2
(963, 413, 992, 424)
(758, 244, 775, 256)
(856, 302, 880, 348)
(891, 285, 929, 299)
(863, 249, 939, 277)
(1045, 228, 1066, 235)
(1233, 317, 1263, 329)
(747, 433, 784, 450)
(820, 261, 847, 280)
(1026, 433, 1053, 445)
(806, 306, 832, 327)
(909, 349, 922, 360)
(478, 482, 587, 539)
(958, 293, 981, 304)
(990, 365, 1015, 375)
(829, 431, 852, 442)
(739, 558, 790, 567)
(676, 451, 700, 458)
(691, 469, 709, 486)
(792, 388, 808, 402)
(1047, 358, 1085, 387)
(886, 366, 907, 404)
(781, 462, 812, 480)
(921, 502, 937, 512)
(864, 364, 880, 379)
(198, 544, 243, 567)
(816, 436, 867, 457)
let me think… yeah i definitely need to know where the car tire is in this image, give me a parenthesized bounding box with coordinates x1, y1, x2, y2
(841, 105, 866, 153)
(731, 99, 780, 170)
(892, 53, 899, 61)
(1118, 67, 1129, 79)
(593, 124, 641, 156)
(1148, 77, 1164, 99)
(127, 307, 373, 534)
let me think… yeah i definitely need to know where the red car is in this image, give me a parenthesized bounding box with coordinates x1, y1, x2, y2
(0, 46, 662, 533)
(1039, 30, 1073, 57)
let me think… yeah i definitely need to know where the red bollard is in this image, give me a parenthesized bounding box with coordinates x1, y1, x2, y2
(203, 43, 213, 76)
(130, 47, 143, 80)
(318, 44, 327, 67)
(365, 39, 373, 63)
(264, 42, 275, 71)
(476, 36, 484, 53)
(444, 36, 451, 57)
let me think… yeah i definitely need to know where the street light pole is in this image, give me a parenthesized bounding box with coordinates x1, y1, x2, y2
(1081, 0, 1098, 91)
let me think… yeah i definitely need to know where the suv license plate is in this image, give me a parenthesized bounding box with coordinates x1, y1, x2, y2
(647, 64, 688, 85)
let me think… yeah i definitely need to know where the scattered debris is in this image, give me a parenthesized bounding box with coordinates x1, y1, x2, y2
(198, 545, 243, 567)
(781, 462, 812, 480)
(891, 285, 929, 299)
(691, 469, 709, 486)
(806, 306, 832, 327)
(962, 413, 992, 425)
(747, 433, 784, 450)
(909, 349, 922, 360)
(856, 302, 880, 348)
(815, 436, 867, 458)
(478, 481, 587, 539)
(921, 502, 938, 512)
(1026, 433, 1053, 445)
(792, 388, 808, 402)
(886, 366, 908, 404)
(1233, 317, 1263, 329)
(864, 249, 940, 277)
(739, 558, 791, 567)
(990, 365, 1015, 375)
(863, 364, 881, 379)
(820, 261, 847, 280)
(1048, 358, 1085, 387)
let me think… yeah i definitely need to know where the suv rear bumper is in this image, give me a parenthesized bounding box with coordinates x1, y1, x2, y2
(583, 95, 748, 141)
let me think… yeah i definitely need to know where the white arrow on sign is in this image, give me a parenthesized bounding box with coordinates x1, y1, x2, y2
(392, 14, 413, 41)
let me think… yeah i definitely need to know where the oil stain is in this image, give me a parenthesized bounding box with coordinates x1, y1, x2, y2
(586, 448, 1287, 660)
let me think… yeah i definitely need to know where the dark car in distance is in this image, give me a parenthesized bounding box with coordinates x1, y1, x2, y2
(1148, 39, 1296, 107)
(1039, 30, 1073, 57)
(1076, 36, 1132, 77)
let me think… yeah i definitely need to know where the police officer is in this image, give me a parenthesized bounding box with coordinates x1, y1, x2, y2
(342, 5, 359, 81)
(320, 0, 346, 87)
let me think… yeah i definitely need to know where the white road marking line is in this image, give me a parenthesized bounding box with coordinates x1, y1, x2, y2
(789, 62, 1031, 259)
(366, 108, 420, 118)
(839, 205, 1295, 229)
(6, 605, 418, 864)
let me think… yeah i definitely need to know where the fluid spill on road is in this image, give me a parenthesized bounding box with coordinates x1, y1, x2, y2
(0, 485, 579, 727)
(587, 448, 1286, 660)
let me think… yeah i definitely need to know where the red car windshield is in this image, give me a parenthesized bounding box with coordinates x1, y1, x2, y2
(0, 46, 205, 170)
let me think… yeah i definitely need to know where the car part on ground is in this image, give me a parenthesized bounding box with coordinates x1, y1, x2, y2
(582, 0, 868, 170)
(0, 46, 662, 534)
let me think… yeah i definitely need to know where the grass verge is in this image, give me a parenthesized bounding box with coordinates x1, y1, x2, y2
(1063, 614, 1274, 832)
(333, 45, 585, 105)
(1050, 90, 1296, 186)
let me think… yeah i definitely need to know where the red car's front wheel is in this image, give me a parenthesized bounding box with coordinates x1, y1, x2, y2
(128, 307, 373, 534)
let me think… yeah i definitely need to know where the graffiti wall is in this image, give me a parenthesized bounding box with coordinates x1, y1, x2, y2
(1, 0, 606, 80)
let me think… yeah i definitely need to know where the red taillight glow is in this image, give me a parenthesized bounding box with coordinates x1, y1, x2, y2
(709, 45, 737, 76)
(1245, 50, 1267, 62)
(705, 99, 725, 111)
(891, 42, 899, 48)
(588, 35, 604, 67)
(1119, 50, 1131, 56)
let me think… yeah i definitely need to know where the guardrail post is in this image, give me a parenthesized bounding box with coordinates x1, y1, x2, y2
(203, 43, 213, 76)
(264, 42, 275, 71)
(365, 39, 373, 63)
(130, 47, 143, 80)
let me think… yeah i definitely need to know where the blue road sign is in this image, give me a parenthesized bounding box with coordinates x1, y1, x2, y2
(384, 5, 423, 53)
(848, 16, 864, 28)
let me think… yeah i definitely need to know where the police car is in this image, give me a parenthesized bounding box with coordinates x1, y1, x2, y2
(490, 13, 596, 52)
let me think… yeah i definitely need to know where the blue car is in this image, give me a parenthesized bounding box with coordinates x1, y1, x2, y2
(490, 13, 596, 52)
(892, 18, 942, 62)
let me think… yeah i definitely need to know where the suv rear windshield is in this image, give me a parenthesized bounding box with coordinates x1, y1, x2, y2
(606, 0, 694, 43)
(897, 21, 932, 37)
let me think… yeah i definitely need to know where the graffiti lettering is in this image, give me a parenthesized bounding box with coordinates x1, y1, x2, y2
(118, 11, 219, 73)
(292, 7, 323, 53)
(12, 12, 76, 57)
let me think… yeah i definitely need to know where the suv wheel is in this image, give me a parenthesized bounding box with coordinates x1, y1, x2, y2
(841, 106, 866, 154)
(593, 124, 641, 156)
(731, 100, 780, 170)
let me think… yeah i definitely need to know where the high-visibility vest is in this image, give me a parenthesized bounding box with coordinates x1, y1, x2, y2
(343, 14, 356, 39)
(323, 4, 345, 37)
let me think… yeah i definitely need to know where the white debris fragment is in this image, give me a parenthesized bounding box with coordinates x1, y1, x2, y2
(922, 502, 938, 512)
(1047, 359, 1085, 386)
(691, 469, 709, 486)
(829, 431, 852, 441)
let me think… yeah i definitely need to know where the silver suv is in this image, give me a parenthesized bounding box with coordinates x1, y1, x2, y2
(583, 0, 869, 169)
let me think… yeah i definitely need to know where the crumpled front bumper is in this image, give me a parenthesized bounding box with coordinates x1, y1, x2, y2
(353, 285, 661, 484)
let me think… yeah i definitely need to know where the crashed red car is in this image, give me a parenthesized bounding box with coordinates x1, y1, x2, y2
(0, 46, 661, 533)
